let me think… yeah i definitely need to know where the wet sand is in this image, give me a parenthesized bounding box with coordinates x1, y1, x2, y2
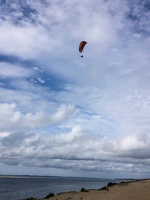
(45, 179, 150, 200)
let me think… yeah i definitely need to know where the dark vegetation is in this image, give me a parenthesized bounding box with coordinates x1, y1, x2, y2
(43, 193, 55, 199)
(81, 188, 89, 192)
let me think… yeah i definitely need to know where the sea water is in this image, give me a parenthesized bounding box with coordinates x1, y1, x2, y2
(0, 176, 125, 200)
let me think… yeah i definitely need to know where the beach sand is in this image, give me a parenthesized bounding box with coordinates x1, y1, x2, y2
(45, 179, 150, 200)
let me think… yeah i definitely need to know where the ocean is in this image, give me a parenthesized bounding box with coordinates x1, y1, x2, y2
(0, 176, 126, 200)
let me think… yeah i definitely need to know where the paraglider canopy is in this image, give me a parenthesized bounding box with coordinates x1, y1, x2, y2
(79, 41, 87, 53)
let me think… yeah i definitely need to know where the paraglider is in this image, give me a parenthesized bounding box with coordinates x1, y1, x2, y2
(79, 41, 87, 57)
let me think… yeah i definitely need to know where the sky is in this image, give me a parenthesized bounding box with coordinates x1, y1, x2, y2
(0, 0, 150, 179)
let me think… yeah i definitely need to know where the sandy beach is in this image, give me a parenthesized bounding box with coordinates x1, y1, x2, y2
(44, 179, 150, 200)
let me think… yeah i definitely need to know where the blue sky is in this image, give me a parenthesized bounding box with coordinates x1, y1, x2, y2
(0, 0, 150, 178)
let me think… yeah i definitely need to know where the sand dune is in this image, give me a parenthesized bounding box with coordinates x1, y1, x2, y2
(46, 179, 150, 200)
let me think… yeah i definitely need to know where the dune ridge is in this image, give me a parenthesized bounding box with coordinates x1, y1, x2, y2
(44, 179, 150, 200)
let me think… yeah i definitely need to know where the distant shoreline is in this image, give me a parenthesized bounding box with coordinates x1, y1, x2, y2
(0, 175, 58, 179)
(0, 175, 141, 180)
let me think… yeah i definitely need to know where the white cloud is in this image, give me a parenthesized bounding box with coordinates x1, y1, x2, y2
(36, 77, 45, 84)
(0, 125, 150, 178)
(0, 131, 10, 138)
(0, 22, 59, 59)
(51, 104, 75, 123)
(121, 135, 147, 151)
(0, 103, 75, 130)
(0, 62, 33, 78)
